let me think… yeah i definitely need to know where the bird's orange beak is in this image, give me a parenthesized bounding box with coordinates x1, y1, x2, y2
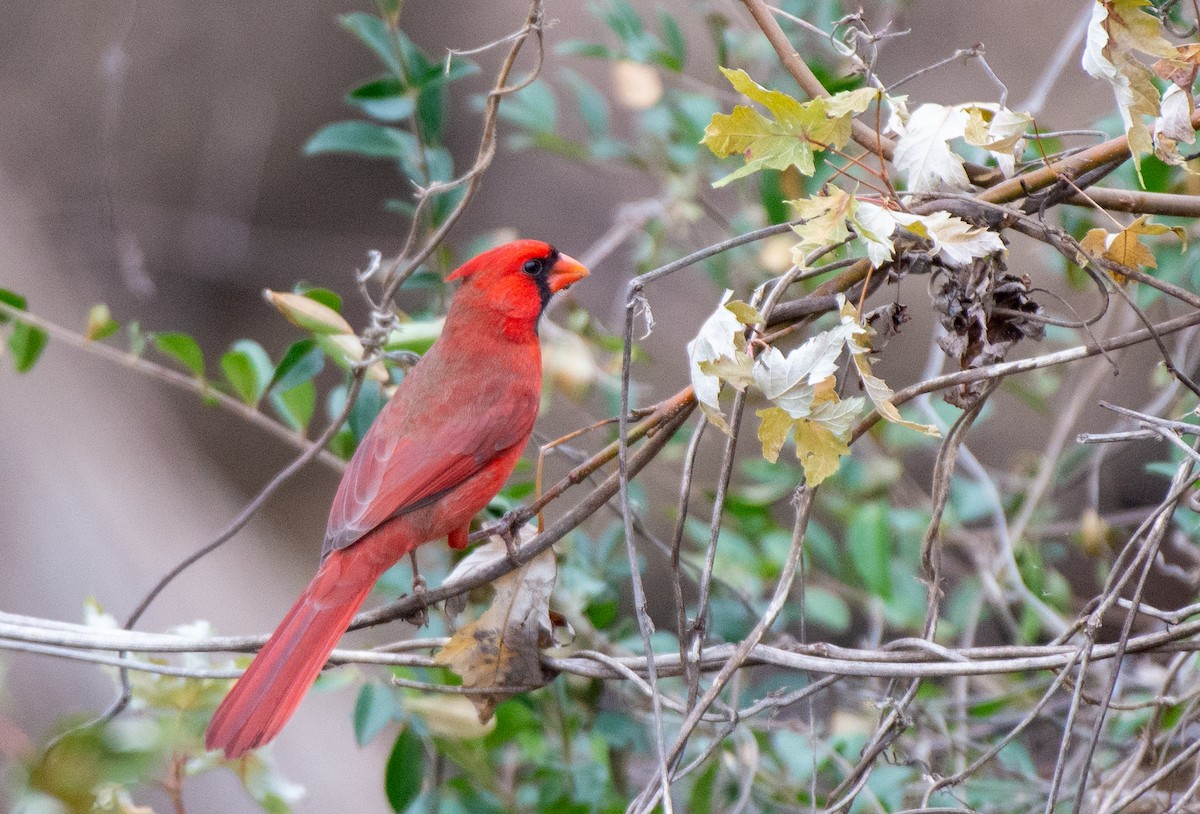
(548, 253, 590, 293)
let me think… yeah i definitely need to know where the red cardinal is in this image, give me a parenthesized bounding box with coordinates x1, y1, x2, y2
(205, 240, 588, 757)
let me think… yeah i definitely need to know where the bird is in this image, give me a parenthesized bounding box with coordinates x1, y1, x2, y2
(205, 240, 589, 758)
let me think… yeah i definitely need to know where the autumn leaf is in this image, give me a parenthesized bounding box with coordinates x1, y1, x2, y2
(1082, 0, 1178, 177)
(852, 200, 902, 267)
(434, 534, 557, 723)
(1080, 215, 1186, 282)
(962, 104, 1032, 176)
(757, 406, 794, 463)
(724, 299, 764, 325)
(751, 330, 851, 418)
(1154, 83, 1197, 162)
(789, 188, 855, 263)
(840, 297, 941, 437)
(702, 67, 878, 187)
(1153, 43, 1200, 88)
(892, 210, 1006, 267)
(792, 418, 850, 486)
(687, 292, 752, 434)
(891, 103, 971, 192)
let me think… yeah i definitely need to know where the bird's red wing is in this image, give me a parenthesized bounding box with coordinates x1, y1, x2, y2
(321, 392, 537, 557)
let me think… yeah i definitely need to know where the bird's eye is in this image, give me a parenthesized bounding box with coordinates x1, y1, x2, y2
(522, 259, 541, 275)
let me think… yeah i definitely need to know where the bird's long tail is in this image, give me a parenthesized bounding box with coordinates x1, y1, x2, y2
(205, 547, 385, 758)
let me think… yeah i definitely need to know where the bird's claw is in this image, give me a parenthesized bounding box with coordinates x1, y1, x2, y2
(401, 553, 429, 627)
(497, 522, 522, 565)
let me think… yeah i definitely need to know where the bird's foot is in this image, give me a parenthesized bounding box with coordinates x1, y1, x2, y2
(401, 551, 429, 628)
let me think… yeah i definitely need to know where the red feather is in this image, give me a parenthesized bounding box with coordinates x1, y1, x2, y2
(205, 240, 588, 757)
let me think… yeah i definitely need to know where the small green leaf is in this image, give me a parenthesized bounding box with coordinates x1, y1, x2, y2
(221, 339, 273, 406)
(848, 502, 892, 599)
(86, 303, 120, 341)
(0, 288, 28, 324)
(563, 70, 611, 139)
(270, 339, 325, 393)
(384, 726, 424, 812)
(497, 80, 557, 134)
(9, 322, 48, 373)
(556, 40, 616, 60)
(658, 11, 686, 71)
(347, 76, 416, 122)
(304, 121, 417, 160)
(354, 682, 398, 746)
(803, 585, 851, 632)
(294, 285, 344, 313)
(271, 380, 316, 433)
(153, 332, 205, 379)
(339, 12, 403, 75)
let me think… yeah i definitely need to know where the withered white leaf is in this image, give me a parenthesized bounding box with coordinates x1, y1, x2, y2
(434, 530, 557, 723)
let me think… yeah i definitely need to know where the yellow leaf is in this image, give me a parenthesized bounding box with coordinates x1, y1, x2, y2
(699, 351, 755, 390)
(793, 418, 850, 486)
(703, 68, 875, 186)
(789, 189, 855, 263)
(756, 406, 794, 463)
(1081, 216, 1185, 282)
(265, 290, 354, 335)
(405, 695, 497, 740)
(724, 300, 765, 325)
(1104, 225, 1158, 269)
(718, 66, 807, 122)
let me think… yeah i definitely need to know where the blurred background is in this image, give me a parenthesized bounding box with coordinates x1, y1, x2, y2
(0, 0, 1140, 810)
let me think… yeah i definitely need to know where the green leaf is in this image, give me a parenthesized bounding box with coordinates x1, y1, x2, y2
(347, 76, 416, 122)
(0, 288, 48, 373)
(86, 303, 120, 341)
(9, 321, 48, 373)
(563, 70, 611, 140)
(384, 726, 424, 812)
(657, 11, 686, 71)
(803, 585, 851, 632)
(354, 682, 398, 746)
(0, 287, 26, 323)
(556, 40, 615, 60)
(271, 380, 316, 433)
(270, 339, 325, 393)
(153, 332, 205, 379)
(848, 502, 892, 599)
(497, 80, 557, 134)
(221, 339, 273, 406)
(339, 12, 403, 75)
(305, 121, 417, 160)
(294, 285, 344, 313)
